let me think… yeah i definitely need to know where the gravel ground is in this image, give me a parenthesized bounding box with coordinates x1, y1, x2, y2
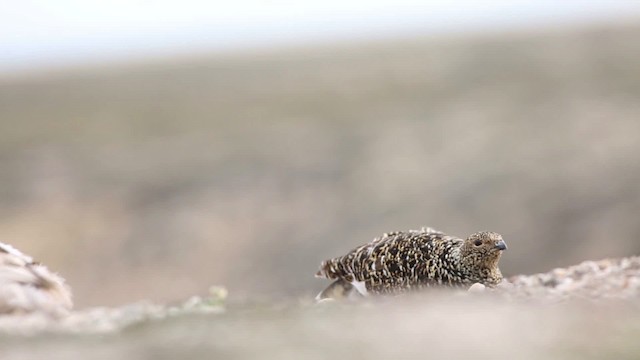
(1, 257, 640, 360)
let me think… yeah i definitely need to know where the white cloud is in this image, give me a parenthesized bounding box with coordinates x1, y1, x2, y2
(0, 0, 638, 73)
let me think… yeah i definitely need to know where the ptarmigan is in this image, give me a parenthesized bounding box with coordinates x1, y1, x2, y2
(0, 242, 72, 316)
(315, 227, 507, 300)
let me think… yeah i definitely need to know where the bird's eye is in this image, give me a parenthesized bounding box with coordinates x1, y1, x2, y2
(474, 239, 482, 246)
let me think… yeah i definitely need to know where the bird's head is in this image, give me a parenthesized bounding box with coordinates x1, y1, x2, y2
(461, 231, 507, 268)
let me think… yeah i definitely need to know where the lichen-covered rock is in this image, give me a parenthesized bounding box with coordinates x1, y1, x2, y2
(501, 256, 640, 301)
(0, 242, 72, 317)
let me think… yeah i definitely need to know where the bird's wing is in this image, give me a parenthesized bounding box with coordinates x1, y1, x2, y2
(420, 227, 444, 235)
(316, 227, 441, 281)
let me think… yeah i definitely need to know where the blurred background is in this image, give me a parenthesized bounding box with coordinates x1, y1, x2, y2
(1, 1, 640, 308)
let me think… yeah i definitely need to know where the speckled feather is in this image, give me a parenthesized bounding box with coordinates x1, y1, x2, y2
(316, 227, 506, 298)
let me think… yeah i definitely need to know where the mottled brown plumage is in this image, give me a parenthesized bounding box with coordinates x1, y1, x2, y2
(316, 227, 507, 300)
(0, 242, 72, 316)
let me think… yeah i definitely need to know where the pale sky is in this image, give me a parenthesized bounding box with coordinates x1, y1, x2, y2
(1, 0, 639, 74)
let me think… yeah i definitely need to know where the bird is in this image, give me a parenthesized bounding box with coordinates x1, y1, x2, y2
(0, 242, 72, 316)
(315, 227, 507, 300)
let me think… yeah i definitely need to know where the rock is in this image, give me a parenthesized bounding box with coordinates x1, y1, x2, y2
(468, 283, 486, 293)
(0, 242, 72, 317)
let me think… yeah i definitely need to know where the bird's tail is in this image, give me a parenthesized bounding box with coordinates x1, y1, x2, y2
(315, 279, 356, 301)
(315, 260, 330, 278)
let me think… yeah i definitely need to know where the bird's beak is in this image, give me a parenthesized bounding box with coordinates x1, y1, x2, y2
(495, 240, 507, 251)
